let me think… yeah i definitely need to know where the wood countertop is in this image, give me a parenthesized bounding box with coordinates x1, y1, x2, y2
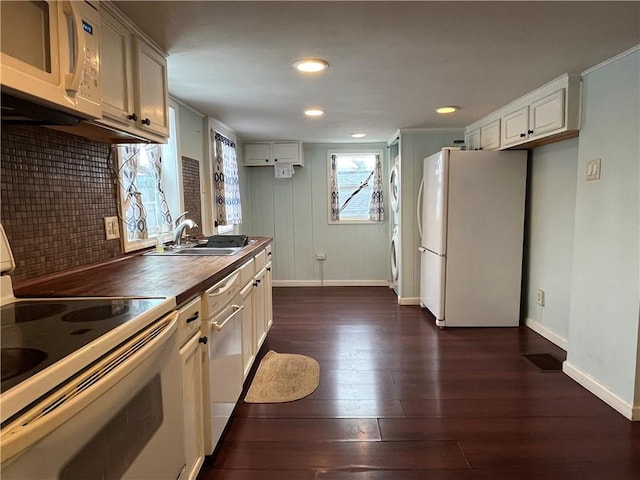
(13, 237, 273, 306)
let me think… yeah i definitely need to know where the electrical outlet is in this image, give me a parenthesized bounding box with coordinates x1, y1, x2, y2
(104, 216, 120, 240)
(316, 252, 326, 261)
(536, 289, 545, 306)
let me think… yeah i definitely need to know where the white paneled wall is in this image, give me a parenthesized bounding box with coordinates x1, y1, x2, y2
(243, 143, 389, 285)
(525, 139, 578, 348)
(396, 130, 465, 303)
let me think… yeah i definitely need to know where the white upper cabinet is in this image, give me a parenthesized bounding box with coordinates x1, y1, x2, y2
(100, 8, 135, 127)
(465, 119, 500, 150)
(244, 141, 304, 166)
(134, 37, 169, 138)
(467, 74, 581, 150)
(479, 119, 501, 150)
(501, 89, 566, 147)
(501, 106, 530, 147)
(98, 4, 169, 143)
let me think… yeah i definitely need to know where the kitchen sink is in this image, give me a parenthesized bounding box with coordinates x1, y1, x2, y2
(145, 245, 242, 256)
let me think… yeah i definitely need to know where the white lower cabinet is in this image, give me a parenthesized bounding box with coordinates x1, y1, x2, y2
(177, 297, 205, 480)
(240, 277, 256, 380)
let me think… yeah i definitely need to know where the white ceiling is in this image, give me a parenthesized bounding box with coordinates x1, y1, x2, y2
(113, 1, 639, 144)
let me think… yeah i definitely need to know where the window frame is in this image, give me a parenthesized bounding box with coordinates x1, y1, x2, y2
(116, 104, 184, 253)
(326, 149, 385, 225)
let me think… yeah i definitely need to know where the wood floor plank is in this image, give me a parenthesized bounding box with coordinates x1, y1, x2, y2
(224, 418, 382, 442)
(196, 287, 640, 480)
(212, 440, 469, 470)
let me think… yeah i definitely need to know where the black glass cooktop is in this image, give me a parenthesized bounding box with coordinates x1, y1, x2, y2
(1, 297, 166, 393)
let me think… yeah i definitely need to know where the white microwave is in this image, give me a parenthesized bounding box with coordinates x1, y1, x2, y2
(0, 0, 101, 121)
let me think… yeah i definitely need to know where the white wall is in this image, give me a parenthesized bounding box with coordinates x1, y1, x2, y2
(244, 142, 389, 285)
(563, 47, 640, 418)
(525, 139, 578, 348)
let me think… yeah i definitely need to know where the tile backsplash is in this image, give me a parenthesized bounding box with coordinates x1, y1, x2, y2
(1, 126, 122, 283)
(181, 156, 203, 238)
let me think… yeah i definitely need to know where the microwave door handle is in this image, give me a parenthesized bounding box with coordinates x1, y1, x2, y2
(62, 0, 86, 94)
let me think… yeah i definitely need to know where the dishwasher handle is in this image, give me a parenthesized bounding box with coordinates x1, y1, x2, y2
(209, 304, 244, 332)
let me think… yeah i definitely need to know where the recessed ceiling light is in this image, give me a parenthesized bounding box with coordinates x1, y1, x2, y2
(294, 58, 329, 73)
(351, 133, 366, 138)
(436, 106, 460, 114)
(304, 109, 324, 117)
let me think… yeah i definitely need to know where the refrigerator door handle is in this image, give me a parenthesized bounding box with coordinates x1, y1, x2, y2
(417, 178, 424, 239)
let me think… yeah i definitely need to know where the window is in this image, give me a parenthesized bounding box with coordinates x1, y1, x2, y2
(328, 151, 384, 224)
(115, 106, 181, 252)
(211, 129, 242, 233)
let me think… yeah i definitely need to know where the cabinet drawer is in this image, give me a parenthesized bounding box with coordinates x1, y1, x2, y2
(239, 258, 255, 287)
(254, 250, 267, 271)
(178, 296, 202, 345)
(204, 271, 241, 318)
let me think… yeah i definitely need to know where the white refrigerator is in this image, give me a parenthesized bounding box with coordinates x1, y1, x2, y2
(418, 148, 527, 327)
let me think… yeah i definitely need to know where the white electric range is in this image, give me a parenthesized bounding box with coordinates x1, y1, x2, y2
(0, 225, 176, 423)
(0, 225, 186, 480)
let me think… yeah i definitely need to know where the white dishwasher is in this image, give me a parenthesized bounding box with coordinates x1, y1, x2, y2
(201, 270, 244, 454)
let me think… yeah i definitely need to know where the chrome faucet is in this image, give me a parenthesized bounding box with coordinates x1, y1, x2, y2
(173, 219, 198, 247)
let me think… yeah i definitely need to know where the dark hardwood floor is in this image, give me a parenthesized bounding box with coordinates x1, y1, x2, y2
(197, 287, 640, 480)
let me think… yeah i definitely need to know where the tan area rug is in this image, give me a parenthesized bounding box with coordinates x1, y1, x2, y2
(244, 350, 320, 403)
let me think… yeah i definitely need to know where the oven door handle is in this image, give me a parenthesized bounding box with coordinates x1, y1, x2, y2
(0, 311, 179, 462)
(210, 304, 243, 331)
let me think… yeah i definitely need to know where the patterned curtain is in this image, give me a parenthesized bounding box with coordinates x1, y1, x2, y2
(121, 144, 148, 239)
(147, 144, 173, 230)
(329, 154, 340, 221)
(212, 130, 243, 225)
(368, 153, 384, 221)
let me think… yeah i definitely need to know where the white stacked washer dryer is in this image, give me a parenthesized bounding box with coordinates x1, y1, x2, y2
(389, 156, 400, 294)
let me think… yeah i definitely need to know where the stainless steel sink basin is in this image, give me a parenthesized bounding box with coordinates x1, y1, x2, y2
(145, 246, 242, 256)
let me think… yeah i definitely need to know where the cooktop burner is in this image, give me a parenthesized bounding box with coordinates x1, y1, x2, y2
(1, 297, 167, 393)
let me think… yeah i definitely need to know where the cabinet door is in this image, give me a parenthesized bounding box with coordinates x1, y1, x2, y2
(254, 267, 267, 351)
(271, 143, 299, 163)
(244, 143, 272, 165)
(465, 129, 480, 150)
(501, 106, 529, 147)
(100, 9, 135, 126)
(240, 281, 255, 380)
(529, 89, 565, 138)
(134, 37, 169, 138)
(480, 119, 500, 150)
(180, 333, 205, 480)
(264, 261, 273, 332)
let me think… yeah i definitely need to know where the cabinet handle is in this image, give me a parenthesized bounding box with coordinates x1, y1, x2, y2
(253, 279, 261, 287)
(127, 113, 138, 121)
(198, 336, 208, 345)
(274, 158, 278, 162)
(528, 129, 534, 135)
(186, 311, 200, 323)
(141, 118, 151, 126)
(519, 133, 526, 138)
(267, 267, 271, 272)
(210, 304, 244, 331)
(265, 159, 269, 162)
(267, 251, 272, 256)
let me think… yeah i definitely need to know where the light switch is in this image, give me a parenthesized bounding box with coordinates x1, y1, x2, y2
(586, 158, 601, 181)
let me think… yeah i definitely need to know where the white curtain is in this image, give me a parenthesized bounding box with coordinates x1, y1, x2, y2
(368, 153, 384, 221)
(329, 154, 340, 221)
(212, 130, 243, 226)
(120, 144, 148, 239)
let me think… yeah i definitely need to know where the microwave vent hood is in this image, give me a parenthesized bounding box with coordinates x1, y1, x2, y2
(1, 92, 83, 126)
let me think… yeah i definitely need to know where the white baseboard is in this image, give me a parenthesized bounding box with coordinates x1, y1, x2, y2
(525, 317, 568, 350)
(563, 361, 639, 420)
(398, 297, 420, 306)
(272, 280, 389, 287)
